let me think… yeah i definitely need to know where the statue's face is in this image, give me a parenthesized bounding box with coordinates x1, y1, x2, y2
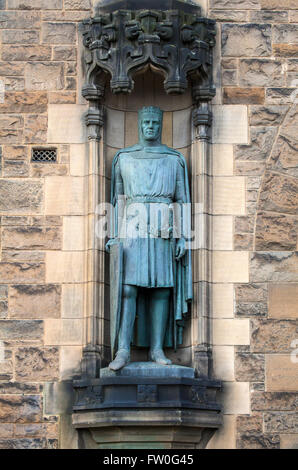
(141, 114, 161, 142)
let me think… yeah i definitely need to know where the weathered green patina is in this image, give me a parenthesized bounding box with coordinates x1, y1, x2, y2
(107, 106, 192, 371)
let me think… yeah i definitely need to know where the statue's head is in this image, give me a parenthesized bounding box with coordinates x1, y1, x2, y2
(138, 106, 163, 145)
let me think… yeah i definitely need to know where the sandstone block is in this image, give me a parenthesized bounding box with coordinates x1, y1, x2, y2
(0, 424, 13, 439)
(53, 46, 77, 61)
(210, 0, 259, 7)
(9, 284, 61, 319)
(237, 414, 263, 434)
(15, 347, 59, 381)
(2, 145, 27, 160)
(0, 395, 42, 423)
(269, 283, 298, 319)
(250, 252, 298, 282)
(25, 63, 64, 91)
(1, 30, 40, 44)
(60, 346, 82, 380)
(24, 115, 48, 144)
(0, 180, 43, 215)
(0, 382, 41, 395)
(0, 92, 47, 114)
(264, 412, 298, 433)
(235, 216, 254, 233)
(261, 0, 297, 8)
(209, 10, 248, 22)
(0, 439, 47, 449)
(268, 110, 298, 177)
(258, 172, 298, 214)
(237, 433, 280, 449)
(44, 176, 85, 215)
(0, 262, 45, 284)
(213, 216, 233, 250)
(273, 24, 298, 44)
(212, 144, 234, 176)
(47, 104, 88, 144)
(4, 77, 25, 92)
(223, 88, 265, 104)
(212, 283, 234, 319)
(236, 126, 277, 162)
(234, 233, 253, 251)
(49, 92, 76, 104)
(213, 319, 250, 345)
(273, 44, 298, 57)
(8, 0, 63, 9)
(62, 284, 84, 319)
(235, 353, 265, 381)
(235, 283, 267, 302)
(252, 391, 298, 411)
(3, 160, 28, 177)
(266, 87, 297, 104)
(0, 115, 23, 130)
(236, 302, 267, 317)
(212, 346, 235, 381)
(31, 163, 68, 177)
(63, 216, 85, 251)
(0, 130, 23, 145)
(250, 10, 289, 23)
(213, 177, 246, 215)
(64, 0, 91, 9)
(0, 11, 41, 29)
(251, 319, 297, 353)
(222, 24, 272, 57)
(250, 105, 288, 126)
(206, 415, 236, 449)
(218, 381, 250, 414)
(222, 70, 238, 86)
(0, 320, 43, 340)
(42, 22, 76, 45)
(239, 59, 283, 87)
(212, 105, 248, 144)
(255, 212, 297, 251)
(2, 46, 51, 62)
(0, 62, 24, 76)
(235, 161, 266, 176)
(266, 355, 298, 392)
(280, 434, 298, 449)
(46, 251, 85, 283)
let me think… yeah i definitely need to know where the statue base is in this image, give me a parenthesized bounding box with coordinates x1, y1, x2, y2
(72, 362, 222, 449)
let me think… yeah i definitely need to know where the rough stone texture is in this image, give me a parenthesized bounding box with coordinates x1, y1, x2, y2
(222, 24, 272, 57)
(255, 212, 297, 250)
(273, 44, 298, 57)
(261, 0, 297, 8)
(239, 60, 283, 87)
(2, 46, 52, 62)
(250, 10, 289, 23)
(236, 433, 280, 449)
(236, 302, 268, 317)
(210, 0, 260, 7)
(10, 285, 61, 319)
(251, 319, 298, 353)
(0, 11, 41, 29)
(250, 105, 289, 126)
(0, 262, 45, 284)
(252, 392, 298, 411)
(235, 283, 268, 302)
(42, 23, 76, 44)
(64, 0, 91, 9)
(223, 87, 265, 104)
(0, 395, 42, 423)
(24, 115, 48, 144)
(258, 173, 298, 214)
(0, 92, 48, 114)
(272, 24, 298, 44)
(264, 412, 298, 433)
(7, 0, 63, 9)
(0, 180, 43, 214)
(210, 10, 248, 22)
(15, 347, 59, 381)
(235, 127, 277, 161)
(2, 226, 61, 250)
(25, 63, 64, 91)
(250, 252, 297, 282)
(235, 353, 265, 381)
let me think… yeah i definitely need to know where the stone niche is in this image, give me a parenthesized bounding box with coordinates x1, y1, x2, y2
(71, 0, 222, 449)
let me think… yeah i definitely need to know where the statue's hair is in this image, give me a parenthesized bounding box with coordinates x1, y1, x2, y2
(138, 106, 163, 121)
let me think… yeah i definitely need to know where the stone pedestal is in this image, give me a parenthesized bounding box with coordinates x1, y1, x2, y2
(72, 363, 222, 449)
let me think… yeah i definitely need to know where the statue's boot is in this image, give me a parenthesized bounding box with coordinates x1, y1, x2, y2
(149, 288, 172, 366)
(109, 349, 130, 371)
(109, 285, 137, 371)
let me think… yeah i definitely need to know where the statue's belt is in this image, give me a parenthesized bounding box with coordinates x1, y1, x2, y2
(126, 197, 173, 205)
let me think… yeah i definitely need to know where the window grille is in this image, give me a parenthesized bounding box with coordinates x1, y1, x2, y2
(31, 148, 57, 163)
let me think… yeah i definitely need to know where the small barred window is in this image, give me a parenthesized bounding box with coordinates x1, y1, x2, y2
(31, 148, 57, 163)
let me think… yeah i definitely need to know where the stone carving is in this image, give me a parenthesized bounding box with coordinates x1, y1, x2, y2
(81, 2, 215, 99)
(106, 106, 192, 371)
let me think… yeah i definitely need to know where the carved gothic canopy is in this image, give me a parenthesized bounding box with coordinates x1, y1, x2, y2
(81, 0, 216, 103)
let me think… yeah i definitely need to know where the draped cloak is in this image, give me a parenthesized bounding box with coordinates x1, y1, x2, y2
(110, 144, 192, 352)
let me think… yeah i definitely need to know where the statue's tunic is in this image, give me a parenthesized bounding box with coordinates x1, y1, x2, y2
(114, 149, 187, 288)
(111, 144, 192, 348)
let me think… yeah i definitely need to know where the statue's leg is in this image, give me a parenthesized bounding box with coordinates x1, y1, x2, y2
(109, 285, 137, 371)
(149, 288, 172, 365)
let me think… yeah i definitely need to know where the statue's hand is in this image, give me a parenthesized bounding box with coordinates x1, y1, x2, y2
(105, 239, 118, 253)
(175, 238, 186, 261)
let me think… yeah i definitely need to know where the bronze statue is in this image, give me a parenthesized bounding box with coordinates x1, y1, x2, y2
(106, 106, 192, 371)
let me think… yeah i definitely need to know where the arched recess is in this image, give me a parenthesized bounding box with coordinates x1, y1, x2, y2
(79, 0, 217, 379)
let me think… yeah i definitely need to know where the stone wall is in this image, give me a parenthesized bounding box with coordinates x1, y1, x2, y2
(204, 0, 298, 450)
(0, 0, 297, 449)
